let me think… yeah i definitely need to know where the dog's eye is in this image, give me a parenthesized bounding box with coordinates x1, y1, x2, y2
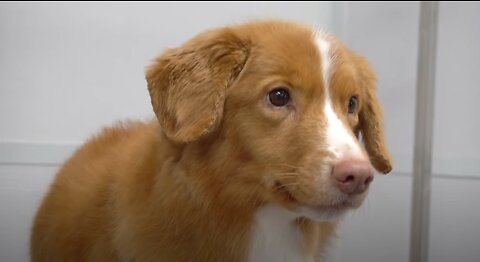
(268, 88, 290, 107)
(348, 96, 358, 114)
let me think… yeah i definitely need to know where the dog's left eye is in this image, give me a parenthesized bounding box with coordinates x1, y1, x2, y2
(348, 96, 358, 114)
(268, 88, 290, 107)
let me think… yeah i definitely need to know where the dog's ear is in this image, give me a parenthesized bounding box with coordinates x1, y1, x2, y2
(146, 29, 249, 143)
(355, 55, 393, 174)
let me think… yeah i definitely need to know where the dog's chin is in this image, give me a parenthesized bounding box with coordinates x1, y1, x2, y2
(297, 201, 355, 222)
(271, 180, 368, 222)
(296, 193, 368, 222)
(285, 196, 367, 222)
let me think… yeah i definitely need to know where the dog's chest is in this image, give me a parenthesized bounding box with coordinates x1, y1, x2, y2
(248, 204, 314, 262)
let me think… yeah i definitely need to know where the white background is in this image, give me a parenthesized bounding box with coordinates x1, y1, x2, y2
(1, 2, 479, 262)
(0, 2, 333, 144)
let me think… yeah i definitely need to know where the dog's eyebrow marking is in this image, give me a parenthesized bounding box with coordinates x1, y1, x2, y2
(315, 34, 364, 160)
(318, 38, 332, 88)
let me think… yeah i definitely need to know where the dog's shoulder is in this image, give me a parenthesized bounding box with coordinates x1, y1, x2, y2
(53, 119, 161, 190)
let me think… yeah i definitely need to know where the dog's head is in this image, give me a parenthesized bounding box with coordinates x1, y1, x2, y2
(146, 20, 392, 221)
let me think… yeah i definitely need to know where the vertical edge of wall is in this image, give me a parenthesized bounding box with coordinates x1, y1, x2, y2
(410, 2, 439, 262)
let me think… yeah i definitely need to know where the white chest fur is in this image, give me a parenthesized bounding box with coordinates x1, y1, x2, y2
(248, 204, 314, 262)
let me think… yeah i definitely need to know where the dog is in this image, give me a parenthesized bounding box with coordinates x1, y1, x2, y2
(30, 20, 392, 262)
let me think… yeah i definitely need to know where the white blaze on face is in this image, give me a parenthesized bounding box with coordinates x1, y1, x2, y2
(315, 35, 365, 161)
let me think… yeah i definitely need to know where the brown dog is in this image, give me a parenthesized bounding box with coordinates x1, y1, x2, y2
(31, 20, 392, 262)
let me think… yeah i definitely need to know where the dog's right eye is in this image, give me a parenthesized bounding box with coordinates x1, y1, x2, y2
(268, 88, 290, 107)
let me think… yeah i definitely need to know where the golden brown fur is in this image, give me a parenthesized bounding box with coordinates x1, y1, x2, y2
(31, 20, 392, 262)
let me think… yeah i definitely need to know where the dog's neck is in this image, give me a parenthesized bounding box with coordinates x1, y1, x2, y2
(157, 129, 337, 261)
(249, 204, 315, 262)
(171, 133, 263, 201)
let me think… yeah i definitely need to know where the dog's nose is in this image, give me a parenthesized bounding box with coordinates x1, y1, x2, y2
(332, 158, 373, 194)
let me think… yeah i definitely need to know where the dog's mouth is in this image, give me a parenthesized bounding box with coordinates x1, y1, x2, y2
(273, 180, 298, 203)
(312, 200, 354, 212)
(273, 180, 358, 217)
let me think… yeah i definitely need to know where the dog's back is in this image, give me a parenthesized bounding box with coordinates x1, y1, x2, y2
(32, 120, 265, 261)
(31, 121, 161, 261)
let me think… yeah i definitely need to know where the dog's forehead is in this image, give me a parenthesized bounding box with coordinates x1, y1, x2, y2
(237, 21, 351, 92)
(247, 23, 322, 66)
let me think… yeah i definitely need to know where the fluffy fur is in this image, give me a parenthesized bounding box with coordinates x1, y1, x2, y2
(31, 20, 392, 262)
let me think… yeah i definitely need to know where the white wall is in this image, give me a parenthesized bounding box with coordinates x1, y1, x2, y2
(0, 2, 333, 145)
(335, 3, 480, 262)
(339, 2, 421, 175)
(429, 177, 480, 262)
(338, 2, 480, 177)
(432, 2, 480, 177)
(429, 2, 480, 262)
(1, 2, 480, 262)
(326, 3, 420, 261)
(0, 165, 57, 262)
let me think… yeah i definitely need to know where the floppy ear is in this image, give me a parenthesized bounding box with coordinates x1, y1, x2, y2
(355, 55, 393, 174)
(146, 29, 249, 143)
